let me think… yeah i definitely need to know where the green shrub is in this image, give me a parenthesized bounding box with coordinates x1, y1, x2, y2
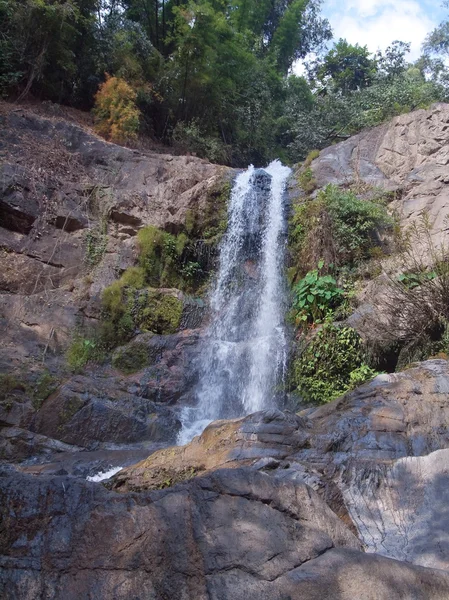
(324, 185, 393, 262)
(292, 264, 344, 326)
(298, 167, 317, 194)
(291, 324, 377, 403)
(173, 118, 230, 164)
(289, 184, 392, 277)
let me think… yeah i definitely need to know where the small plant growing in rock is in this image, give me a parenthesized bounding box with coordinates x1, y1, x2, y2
(66, 335, 105, 372)
(292, 262, 344, 326)
(289, 184, 392, 278)
(298, 166, 317, 194)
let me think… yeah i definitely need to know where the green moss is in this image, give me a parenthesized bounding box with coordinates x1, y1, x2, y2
(120, 266, 146, 288)
(30, 370, 58, 410)
(290, 324, 377, 404)
(66, 335, 105, 372)
(298, 167, 317, 194)
(140, 292, 182, 334)
(112, 342, 150, 374)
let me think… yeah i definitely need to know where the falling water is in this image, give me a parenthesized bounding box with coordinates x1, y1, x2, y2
(178, 160, 291, 444)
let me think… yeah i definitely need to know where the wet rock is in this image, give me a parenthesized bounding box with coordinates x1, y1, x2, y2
(111, 359, 449, 574)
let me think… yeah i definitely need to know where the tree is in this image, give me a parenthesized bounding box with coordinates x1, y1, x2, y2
(316, 39, 377, 94)
(376, 41, 410, 79)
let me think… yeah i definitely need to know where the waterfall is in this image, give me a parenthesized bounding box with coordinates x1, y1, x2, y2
(178, 160, 291, 444)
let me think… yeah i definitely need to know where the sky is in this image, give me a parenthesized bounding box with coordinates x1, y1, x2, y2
(320, 0, 446, 60)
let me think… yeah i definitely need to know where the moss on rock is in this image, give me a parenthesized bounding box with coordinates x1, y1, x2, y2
(112, 341, 151, 374)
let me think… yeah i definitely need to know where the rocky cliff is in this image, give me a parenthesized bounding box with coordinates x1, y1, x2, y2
(3, 102, 449, 599)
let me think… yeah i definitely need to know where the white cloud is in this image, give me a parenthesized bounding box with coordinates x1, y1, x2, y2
(293, 0, 439, 75)
(323, 0, 436, 59)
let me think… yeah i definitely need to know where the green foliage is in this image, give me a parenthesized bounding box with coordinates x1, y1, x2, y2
(137, 226, 182, 288)
(348, 363, 378, 388)
(0, 0, 94, 101)
(291, 324, 376, 403)
(316, 38, 377, 94)
(292, 265, 344, 326)
(84, 226, 108, 267)
(66, 335, 105, 372)
(323, 185, 392, 262)
(139, 292, 183, 334)
(397, 270, 437, 289)
(287, 68, 442, 162)
(112, 342, 149, 374)
(303, 149, 320, 167)
(298, 167, 317, 194)
(289, 185, 392, 276)
(173, 119, 229, 164)
(93, 75, 141, 143)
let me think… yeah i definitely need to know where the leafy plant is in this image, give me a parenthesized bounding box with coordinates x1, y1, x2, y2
(291, 324, 377, 403)
(292, 263, 344, 326)
(397, 270, 436, 289)
(298, 166, 317, 194)
(84, 226, 108, 267)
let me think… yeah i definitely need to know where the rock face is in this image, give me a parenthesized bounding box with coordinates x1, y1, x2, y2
(0, 104, 230, 365)
(3, 353, 449, 597)
(111, 359, 449, 575)
(0, 102, 231, 459)
(310, 103, 449, 241)
(4, 103, 449, 599)
(3, 466, 449, 600)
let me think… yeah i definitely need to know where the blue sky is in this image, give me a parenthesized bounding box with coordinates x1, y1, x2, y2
(321, 0, 447, 59)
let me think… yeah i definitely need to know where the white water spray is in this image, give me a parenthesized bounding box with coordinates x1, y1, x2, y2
(178, 160, 291, 444)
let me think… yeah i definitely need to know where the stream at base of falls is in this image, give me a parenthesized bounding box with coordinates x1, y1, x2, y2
(178, 160, 292, 445)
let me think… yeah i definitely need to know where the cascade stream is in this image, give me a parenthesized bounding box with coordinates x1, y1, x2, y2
(178, 160, 291, 444)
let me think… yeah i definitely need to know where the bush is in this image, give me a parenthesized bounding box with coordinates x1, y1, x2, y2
(298, 167, 317, 194)
(291, 324, 377, 403)
(93, 75, 140, 144)
(289, 184, 392, 277)
(361, 217, 449, 367)
(292, 264, 344, 327)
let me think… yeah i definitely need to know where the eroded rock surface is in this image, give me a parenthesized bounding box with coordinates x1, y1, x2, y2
(111, 359, 449, 575)
(0, 103, 230, 459)
(3, 466, 449, 600)
(310, 103, 449, 241)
